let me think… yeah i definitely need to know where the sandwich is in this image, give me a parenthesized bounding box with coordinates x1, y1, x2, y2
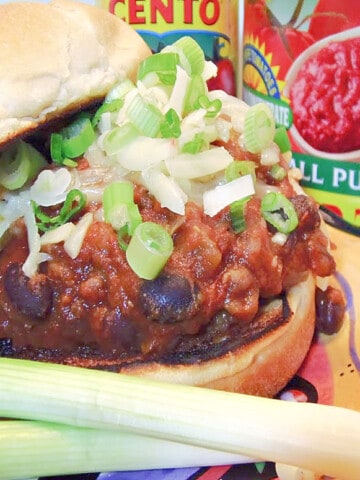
(0, 0, 345, 398)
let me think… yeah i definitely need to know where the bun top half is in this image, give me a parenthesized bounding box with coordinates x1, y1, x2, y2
(0, 0, 151, 149)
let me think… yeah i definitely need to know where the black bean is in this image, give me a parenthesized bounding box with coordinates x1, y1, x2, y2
(140, 273, 199, 324)
(315, 286, 346, 335)
(4, 263, 53, 320)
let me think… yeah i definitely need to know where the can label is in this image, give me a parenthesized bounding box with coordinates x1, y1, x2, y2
(243, 0, 360, 231)
(98, 0, 238, 96)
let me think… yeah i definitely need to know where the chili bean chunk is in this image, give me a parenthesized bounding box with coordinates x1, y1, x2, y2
(140, 273, 200, 324)
(315, 286, 346, 335)
(4, 263, 53, 320)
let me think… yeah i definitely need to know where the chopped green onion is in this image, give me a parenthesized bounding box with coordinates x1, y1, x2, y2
(261, 192, 298, 234)
(0, 357, 359, 480)
(92, 98, 124, 127)
(33, 189, 86, 232)
(274, 126, 291, 153)
(126, 94, 164, 138)
(0, 141, 47, 190)
(230, 196, 251, 234)
(0, 419, 247, 480)
(184, 74, 206, 115)
(160, 108, 181, 138)
(103, 182, 142, 235)
(197, 95, 222, 118)
(172, 36, 205, 75)
(50, 114, 95, 165)
(138, 52, 179, 85)
(105, 79, 135, 102)
(225, 160, 256, 184)
(126, 221, 173, 279)
(102, 123, 140, 155)
(270, 164, 286, 181)
(244, 103, 275, 154)
(182, 133, 207, 154)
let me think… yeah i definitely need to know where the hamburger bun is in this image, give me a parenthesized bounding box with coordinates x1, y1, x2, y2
(0, 0, 150, 148)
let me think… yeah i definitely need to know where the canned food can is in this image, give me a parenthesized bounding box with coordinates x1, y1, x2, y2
(242, 0, 360, 232)
(98, 0, 239, 96)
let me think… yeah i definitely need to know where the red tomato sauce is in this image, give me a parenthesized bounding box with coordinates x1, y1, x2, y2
(290, 38, 360, 153)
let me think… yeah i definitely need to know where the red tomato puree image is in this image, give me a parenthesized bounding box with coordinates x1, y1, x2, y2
(290, 37, 360, 154)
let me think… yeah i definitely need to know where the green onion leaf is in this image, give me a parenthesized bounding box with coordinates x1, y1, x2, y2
(0, 141, 47, 190)
(126, 94, 164, 138)
(225, 160, 256, 184)
(126, 221, 173, 279)
(138, 52, 180, 86)
(274, 126, 291, 153)
(33, 189, 86, 232)
(261, 192, 298, 234)
(244, 103, 275, 154)
(160, 108, 181, 138)
(105, 79, 135, 103)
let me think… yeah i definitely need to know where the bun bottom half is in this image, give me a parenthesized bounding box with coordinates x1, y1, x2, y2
(119, 274, 316, 397)
(3, 275, 315, 398)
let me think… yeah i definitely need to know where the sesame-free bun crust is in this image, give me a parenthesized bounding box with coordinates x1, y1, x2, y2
(0, 0, 150, 149)
(118, 274, 316, 397)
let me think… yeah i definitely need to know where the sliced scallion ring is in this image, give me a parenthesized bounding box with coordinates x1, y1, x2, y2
(138, 52, 179, 86)
(173, 36, 205, 75)
(184, 74, 206, 115)
(126, 94, 164, 138)
(92, 98, 124, 128)
(0, 141, 47, 190)
(102, 123, 140, 156)
(225, 160, 256, 184)
(244, 103, 275, 154)
(261, 192, 298, 234)
(50, 114, 95, 165)
(103, 182, 142, 235)
(126, 222, 174, 280)
(33, 189, 87, 232)
(230, 196, 251, 234)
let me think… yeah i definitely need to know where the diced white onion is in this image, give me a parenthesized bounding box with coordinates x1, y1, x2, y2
(22, 201, 42, 278)
(115, 137, 176, 171)
(30, 168, 72, 207)
(202, 60, 218, 81)
(165, 147, 233, 179)
(203, 174, 255, 217)
(271, 232, 288, 246)
(260, 144, 280, 166)
(40, 223, 75, 246)
(163, 65, 191, 117)
(142, 169, 187, 215)
(64, 212, 93, 259)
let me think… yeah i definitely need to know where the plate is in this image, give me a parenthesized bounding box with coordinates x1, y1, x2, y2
(42, 226, 360, 480)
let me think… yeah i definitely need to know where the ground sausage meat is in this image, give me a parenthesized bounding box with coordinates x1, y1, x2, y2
(0, 185, 336, 359)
